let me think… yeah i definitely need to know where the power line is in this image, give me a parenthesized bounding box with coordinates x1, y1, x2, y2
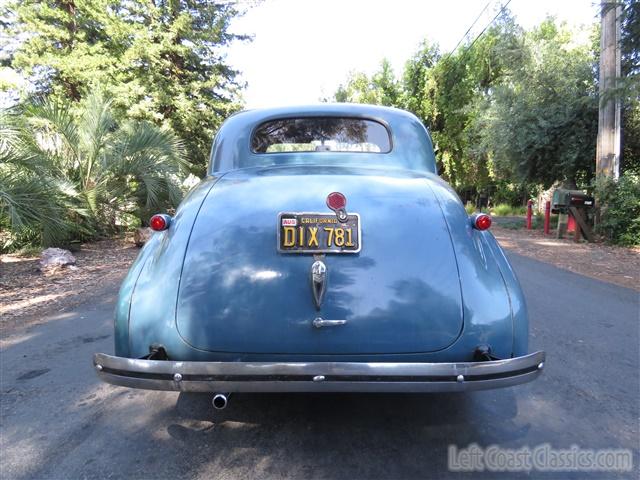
(448, 0, 493, 56)
(460, 0, 514, 57)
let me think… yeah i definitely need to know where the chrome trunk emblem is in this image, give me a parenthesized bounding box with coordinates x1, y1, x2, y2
(310, 260, 327, 310)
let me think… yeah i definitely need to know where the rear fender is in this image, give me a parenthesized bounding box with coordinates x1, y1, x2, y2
(115, 176, 222, 358)
(483, 233, 529, 356)
(114, 235, 157, 357)
(427, 176, 516, 359)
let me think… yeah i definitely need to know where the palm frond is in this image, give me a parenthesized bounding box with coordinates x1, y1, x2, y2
(1, 92, 193, 250)
(0, 107, 22, 155)
(23, 99, 80, 173)
(0, 169, 72, 246)
(78, 91, 116, 186)
(108, 121, 189, 174)
(101, 121, 189, 214)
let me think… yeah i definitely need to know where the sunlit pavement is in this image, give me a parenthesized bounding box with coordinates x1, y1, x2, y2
(1, 253, 638, 479)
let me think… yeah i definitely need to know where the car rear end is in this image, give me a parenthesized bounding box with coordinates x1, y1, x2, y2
(94, 105, 544, 396)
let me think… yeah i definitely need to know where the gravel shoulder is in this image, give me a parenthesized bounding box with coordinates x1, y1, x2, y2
(492, 226, 639, 291)
(0, 239, 138, 334)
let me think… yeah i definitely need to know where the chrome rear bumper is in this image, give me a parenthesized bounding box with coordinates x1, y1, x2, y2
(93, 351, 545, 393)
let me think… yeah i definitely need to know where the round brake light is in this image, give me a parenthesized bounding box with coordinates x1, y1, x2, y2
(326, 192, 347, 211)
(473, 214, 492, 231)
(149, 214, 171, 231)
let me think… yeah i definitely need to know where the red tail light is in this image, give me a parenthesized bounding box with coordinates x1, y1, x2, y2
(472, 213, 492, 231)
(326, 192, 347, 210)
(149, 214, 171, 231)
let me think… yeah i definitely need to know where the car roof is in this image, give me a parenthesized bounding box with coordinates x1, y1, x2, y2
(231, 103, 417, 121)
(209, 104, 437, 174)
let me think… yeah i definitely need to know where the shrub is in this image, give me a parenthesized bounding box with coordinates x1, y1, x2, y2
(595, 174, 640, 246)
(491, 181, 536, 206)
(464, 203, 477, 215)
(490, 204, 528, 216)
(532, 213, 558, 230)
(0, 93, 189, 252)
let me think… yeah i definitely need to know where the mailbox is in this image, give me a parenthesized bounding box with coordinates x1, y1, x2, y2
(551, 189, 594, 214)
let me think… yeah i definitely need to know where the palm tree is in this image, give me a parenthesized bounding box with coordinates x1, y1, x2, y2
(0, 92, 188, 250)
(0, 107, 75, 249)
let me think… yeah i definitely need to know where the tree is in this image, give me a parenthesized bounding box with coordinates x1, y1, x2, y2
(334, 59, 402, 107)
(333, 13, 601, 192)
(406, 12, 524, 189)
(1, 0, 249, 173)
(620, 0, 640, 174)
(481, 20, 599, 186)
(400, 40, 440, 123)
(0, 107, 74, 248)
(621, 0, 639, 79)
(0, 92, 188, 250)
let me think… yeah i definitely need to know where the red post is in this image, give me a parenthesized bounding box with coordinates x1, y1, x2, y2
(544, 200, 551, 235)
(526, 200, 533, 230)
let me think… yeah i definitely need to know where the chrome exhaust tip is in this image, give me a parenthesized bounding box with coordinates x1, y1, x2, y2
(212, 393, 229, 410)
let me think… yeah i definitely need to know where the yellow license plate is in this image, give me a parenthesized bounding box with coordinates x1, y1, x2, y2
(278, 213, 361, 254)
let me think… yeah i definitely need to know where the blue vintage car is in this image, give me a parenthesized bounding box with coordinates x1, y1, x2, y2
(94, 104, 544, 409)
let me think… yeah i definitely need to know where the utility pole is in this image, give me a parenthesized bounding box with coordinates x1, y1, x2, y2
(596, 0, 622, 180)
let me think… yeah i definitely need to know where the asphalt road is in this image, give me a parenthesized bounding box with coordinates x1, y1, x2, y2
(1, 252, 638, 479)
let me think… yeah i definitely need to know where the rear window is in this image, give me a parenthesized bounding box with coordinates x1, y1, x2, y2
(251, 117, 391, 154)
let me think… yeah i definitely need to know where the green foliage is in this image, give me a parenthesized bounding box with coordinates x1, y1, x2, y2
(401, 41, 440, 121)
(334, 59, 402, 107)
(464, 202, 477, 215)
(333, 13, 600, 192)
(620, 0, 640, 175)
(490, 181, 533, 206)
(0, 92, 188, 251)
(493, 214, 556, 230)
(2, 0, 248, 173)
(0, 107, 77, 249)
(424, 14, 528, 189)
(333, 13, 601, 193)
(606, 0, 640, 175)
(595, 174, 640, 245)
(621, 0, 639, 81)
(481, 20, 598, 187)
(490, 204, 527, 216)
(622, 100, 640, 174)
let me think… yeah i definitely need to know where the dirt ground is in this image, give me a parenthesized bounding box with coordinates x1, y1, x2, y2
(492, 226, 640, 291)
(0, 238, 138, 333)
(1, 230, 638, 332)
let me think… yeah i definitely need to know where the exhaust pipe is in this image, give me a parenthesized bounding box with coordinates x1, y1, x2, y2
(212, 393, 229, 410)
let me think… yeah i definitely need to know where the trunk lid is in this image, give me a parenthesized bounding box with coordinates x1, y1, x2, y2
(176, 166, 463, 354)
